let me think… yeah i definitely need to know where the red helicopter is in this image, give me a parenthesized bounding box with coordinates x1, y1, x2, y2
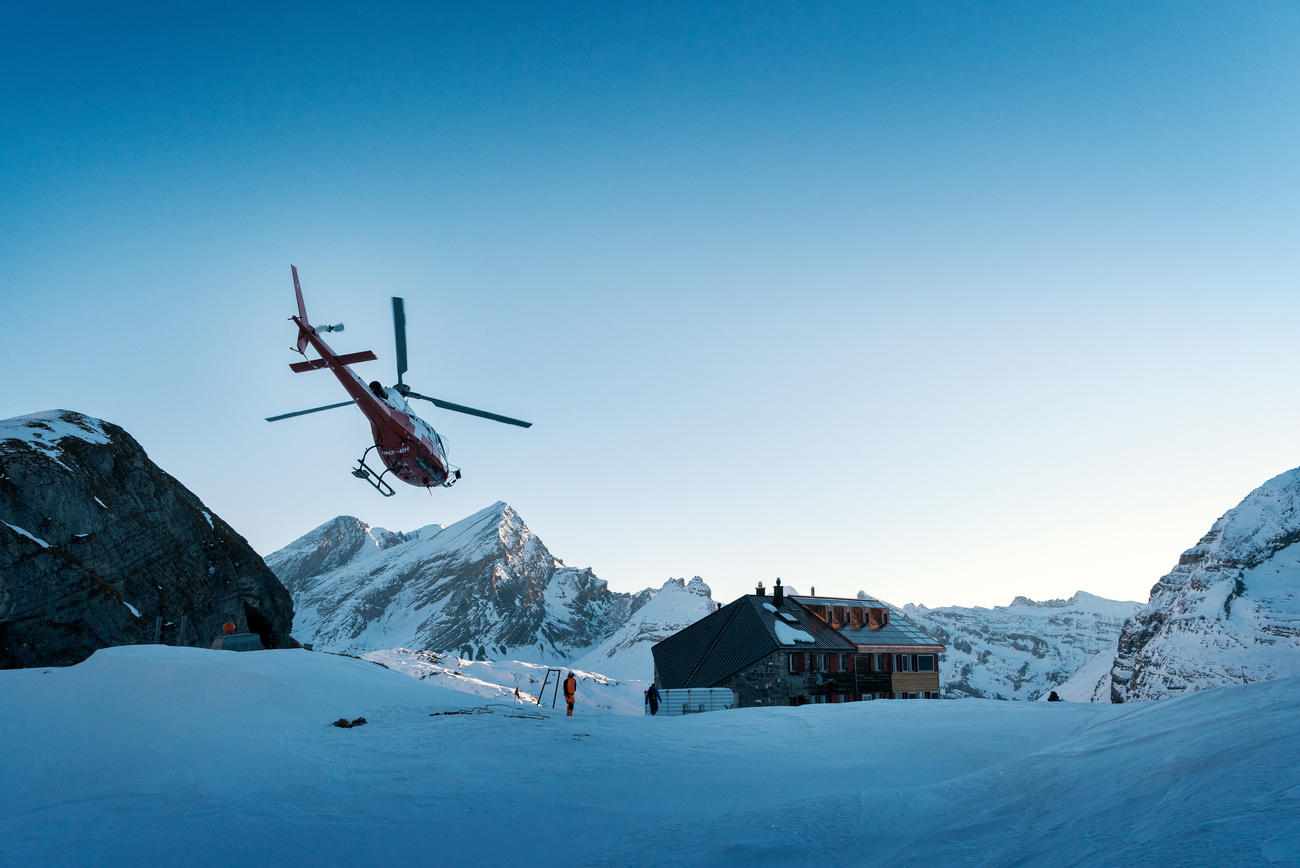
(266, 265, 530, 496)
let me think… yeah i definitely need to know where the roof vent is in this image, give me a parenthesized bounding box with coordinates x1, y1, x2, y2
(756, 581, 765, 597)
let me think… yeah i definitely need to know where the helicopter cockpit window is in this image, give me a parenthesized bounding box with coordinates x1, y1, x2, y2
(368, 381, 386, 400)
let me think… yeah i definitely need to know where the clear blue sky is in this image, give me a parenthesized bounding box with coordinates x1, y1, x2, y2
(4, 1, 1298, 607)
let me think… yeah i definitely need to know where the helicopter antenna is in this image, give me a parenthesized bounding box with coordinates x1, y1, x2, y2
(392, 297, 408, 388)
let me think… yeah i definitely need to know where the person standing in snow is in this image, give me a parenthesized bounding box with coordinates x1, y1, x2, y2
(564, 672, 577, 716)
(645, 684, 661, 716)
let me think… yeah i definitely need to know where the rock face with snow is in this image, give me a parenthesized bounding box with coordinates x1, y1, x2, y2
(1111, 468, 1300, 702)
(0, 410, 295, 668)
(570, 576, 717, 682)
(899, 592, 1141, 701)
(267, 502, 704, 662)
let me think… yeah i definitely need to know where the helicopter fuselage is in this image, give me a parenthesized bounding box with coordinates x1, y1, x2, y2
(293, 315, 453, 489)
(269, 264, 527, 494)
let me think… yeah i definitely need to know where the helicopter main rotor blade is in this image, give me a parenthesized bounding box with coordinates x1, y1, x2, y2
(265, 400, 355, 422)
(392, 297, 408, 386)
(405, 392, 532, 428)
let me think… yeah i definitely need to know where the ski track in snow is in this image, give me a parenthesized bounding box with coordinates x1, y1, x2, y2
(0, 646, 1295, 867)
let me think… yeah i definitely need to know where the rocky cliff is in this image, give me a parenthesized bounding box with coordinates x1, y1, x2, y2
(571, 576, 717, 681)
(0, 410, 295, 667)
(900, 592, 1140, 700)
(1110, 468, 1300, 702)
(268, 502, 682, 660)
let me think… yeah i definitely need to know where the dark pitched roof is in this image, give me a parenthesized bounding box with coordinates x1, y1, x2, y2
(652, 594, 853, 688)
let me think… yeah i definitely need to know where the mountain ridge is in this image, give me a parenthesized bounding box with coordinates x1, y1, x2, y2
(1110, 466, 1300, 701)
(266, 502, 700, 666)
(897, 590, 1141, 701)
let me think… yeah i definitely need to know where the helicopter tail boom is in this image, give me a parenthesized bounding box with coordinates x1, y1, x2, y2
(291, 264, 311, 353)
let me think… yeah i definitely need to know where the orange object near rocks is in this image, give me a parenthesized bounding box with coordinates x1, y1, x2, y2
(222, 621, 237, 634)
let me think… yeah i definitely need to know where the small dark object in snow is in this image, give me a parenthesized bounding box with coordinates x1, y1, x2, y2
(1047, 691, 1062, 702)
(332, 717, 368, 728)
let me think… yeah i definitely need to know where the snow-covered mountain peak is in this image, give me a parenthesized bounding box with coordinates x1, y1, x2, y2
(570, 576, 718, 681)
(1008, 594, 1072, 609)
(1198, 468, 1300, 567)
(659, 576, 713, 597)
(0, 410, 112, 470)
(267, 502, 682, 661)
(1110, 467, 1300, 701)
(266, 515, 414, 589)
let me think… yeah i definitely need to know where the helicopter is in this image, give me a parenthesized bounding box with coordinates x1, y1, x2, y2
(266, 265, 530, 496)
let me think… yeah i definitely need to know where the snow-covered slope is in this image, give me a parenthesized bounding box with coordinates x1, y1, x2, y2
(2, 646, 1295, 866)
(900, 591, 1141, 700)
(1111, 467, 1300, 702)
(1047, 646, 1118, 702)
(361, 649, 648, 714)
(266, 503, 709, 667)
(570, 576, 716, 682)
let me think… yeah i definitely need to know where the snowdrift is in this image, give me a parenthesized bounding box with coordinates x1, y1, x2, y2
(1, 646, 1296, 866)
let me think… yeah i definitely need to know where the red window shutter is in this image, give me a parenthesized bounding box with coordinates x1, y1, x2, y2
(797, 653, 805, 673)
(829, 654, 839, 673)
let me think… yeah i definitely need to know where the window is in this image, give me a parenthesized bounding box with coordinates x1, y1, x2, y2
(918, 655, 935, 672)
(788, 652, 803, 674)
(895, 654, 911, 672)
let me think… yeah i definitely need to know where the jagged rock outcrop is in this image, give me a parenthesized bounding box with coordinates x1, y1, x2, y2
(899, 592, 1140, 700)
(0, 410, 295, 668)
(1111, 468, 1300, 702)
(571, 577, 716, 681)
(268, 502, 688, 660)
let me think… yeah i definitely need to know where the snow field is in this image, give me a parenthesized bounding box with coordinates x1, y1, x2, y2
(1, 646, 1296, 867)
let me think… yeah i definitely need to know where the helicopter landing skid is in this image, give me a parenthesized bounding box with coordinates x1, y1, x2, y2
(441, 466, 463, 489)
(351, 446, 396, 497)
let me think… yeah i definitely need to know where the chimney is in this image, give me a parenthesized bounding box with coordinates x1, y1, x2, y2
(773, 577, 784, 606)
(756, 581, 765, 597)
(810, 586, 815, 597)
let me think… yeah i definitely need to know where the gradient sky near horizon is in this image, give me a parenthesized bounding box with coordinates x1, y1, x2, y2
(4, 2, 1299, 608)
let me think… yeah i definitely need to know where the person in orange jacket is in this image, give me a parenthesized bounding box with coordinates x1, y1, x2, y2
(563, 672, 577, 716)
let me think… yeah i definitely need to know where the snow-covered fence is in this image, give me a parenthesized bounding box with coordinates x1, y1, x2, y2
(655, 688, 734, 716)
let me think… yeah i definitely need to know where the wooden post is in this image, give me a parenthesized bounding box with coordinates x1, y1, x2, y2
(178, 615, 188, 647)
